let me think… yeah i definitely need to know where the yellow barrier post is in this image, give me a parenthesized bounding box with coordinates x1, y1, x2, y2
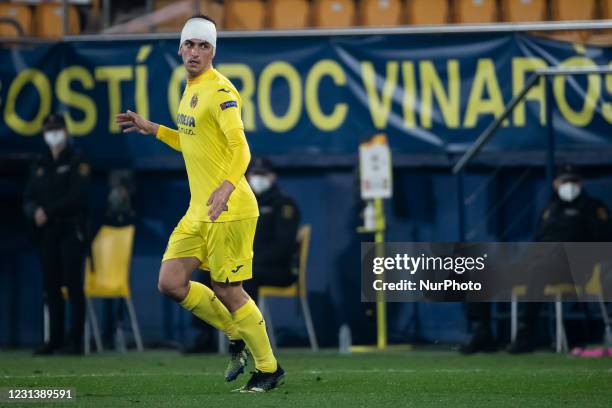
(356, 198, 387, 349)
(374, 197, 386, 349)
(356, 133, 392, 351)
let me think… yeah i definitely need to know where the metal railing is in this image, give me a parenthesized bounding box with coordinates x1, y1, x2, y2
(453, 66, 612, 174)
(453, 65, 612, 240)
(70, 19, 612, 42)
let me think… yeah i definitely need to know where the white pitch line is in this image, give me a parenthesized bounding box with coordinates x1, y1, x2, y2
(3, 367, 609, 380)
(307, 368, 490, 374)
(1, 368, 481, 379)
(1, 372, 218, 379)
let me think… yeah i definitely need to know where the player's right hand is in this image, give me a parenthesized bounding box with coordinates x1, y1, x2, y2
(116, 110, 159, 135)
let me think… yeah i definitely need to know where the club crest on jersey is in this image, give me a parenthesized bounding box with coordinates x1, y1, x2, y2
(190, 94, 198, 108)
(220, 100, 238, 111)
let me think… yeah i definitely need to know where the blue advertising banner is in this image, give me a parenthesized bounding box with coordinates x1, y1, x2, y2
(0, 33, 610, 168)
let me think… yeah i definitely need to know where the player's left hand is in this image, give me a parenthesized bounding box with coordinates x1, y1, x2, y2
(207, 180, 234, 221)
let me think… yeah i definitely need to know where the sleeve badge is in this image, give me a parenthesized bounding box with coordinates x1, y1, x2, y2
(220, 100, 238, 110)
(282, 205, 295, 219)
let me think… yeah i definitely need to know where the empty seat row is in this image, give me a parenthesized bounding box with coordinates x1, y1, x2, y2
(0, 3, 80, 38)
(167, 0, 611, 31)
(1, 0, 610, 37)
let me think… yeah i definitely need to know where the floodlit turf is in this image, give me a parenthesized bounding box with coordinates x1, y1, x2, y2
(1, 349, 611, 407)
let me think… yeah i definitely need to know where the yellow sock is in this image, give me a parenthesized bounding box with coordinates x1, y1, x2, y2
(180, 281, 240, 340)
(232, 299, 277, 373)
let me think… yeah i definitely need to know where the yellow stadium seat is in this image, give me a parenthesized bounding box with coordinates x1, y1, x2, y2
(91, 0, 101, 20)
(454, 0, 498, 24)
(510, 282, 574, 353)
(500, 0, 547, 22)
(0, 3, 32, 37)
(405, 0, 450, 25)
(359, 0, 401, 27)
(85, 225, 135, 298)
(268, 0, 310, 29)
(258, 225, 318, 351)
(550, 0, 597, 43)
(550, 0, 596, 21)
(511, 264, 611, 354)
(584, 264, 612, 345)
(602, 0, 612, 18)
(84, 225, 143, 353)
(543, 283, 582, 353)
(34, 4, 80, 38)
(225, 0, 265, 30)
(313, 0, 356, 28)
(154, 0, 224, 32)
(549, 0, 599, 48)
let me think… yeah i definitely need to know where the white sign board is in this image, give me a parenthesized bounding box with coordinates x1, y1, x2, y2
(359, 135, 392, 199)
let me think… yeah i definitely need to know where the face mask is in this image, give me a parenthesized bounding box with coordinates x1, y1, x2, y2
(44, 130, 66, 147)
(558, 182, 581, 202)
(249, 175, 272, 195)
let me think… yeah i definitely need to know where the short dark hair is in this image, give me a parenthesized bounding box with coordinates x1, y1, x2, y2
(189, 14, 216, 27)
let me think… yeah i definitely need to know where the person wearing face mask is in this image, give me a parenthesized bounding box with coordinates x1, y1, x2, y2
(23, 113, 90, 355)
(242, 157, 300, 305)
(507, 165, 612, 353)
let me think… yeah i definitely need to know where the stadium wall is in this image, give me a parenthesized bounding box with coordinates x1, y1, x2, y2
(3, 166, 612, 347)
(1, 26, 611, 347)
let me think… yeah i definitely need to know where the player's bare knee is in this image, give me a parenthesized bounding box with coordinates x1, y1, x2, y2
(212, 284, 238, 306)
(212, 284, 229, 302)
(157, 278, 173, 297)
(157, 260, 194, 300)
(212, 283, 248, 311)
(157, 276, 185, 300)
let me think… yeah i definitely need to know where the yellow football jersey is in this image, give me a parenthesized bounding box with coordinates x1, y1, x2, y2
(157, 67, 258, 222)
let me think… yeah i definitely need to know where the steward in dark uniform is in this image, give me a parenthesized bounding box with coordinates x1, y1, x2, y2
(461, 165, 611, 354)
(23, 113, 90, 355)
(243, 158, 300, 304)
(508, 165, 611, 353)
(534, 193, 610, 244)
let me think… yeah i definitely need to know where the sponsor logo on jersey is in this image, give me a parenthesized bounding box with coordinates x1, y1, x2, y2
(177, 113, 196, 127)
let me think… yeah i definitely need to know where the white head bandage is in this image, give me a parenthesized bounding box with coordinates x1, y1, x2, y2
(179, 18, 217, 55)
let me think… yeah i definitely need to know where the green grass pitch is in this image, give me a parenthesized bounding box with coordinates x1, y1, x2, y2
(1, 350, 611, 407)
